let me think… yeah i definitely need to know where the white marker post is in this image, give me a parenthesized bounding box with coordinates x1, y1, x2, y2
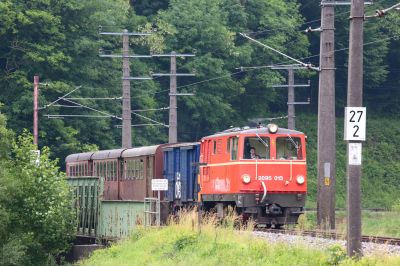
(151, 179, 168, 226)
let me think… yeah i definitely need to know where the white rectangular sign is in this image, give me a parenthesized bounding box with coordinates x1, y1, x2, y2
(349, 143, 362, 165)
(152, 179, 168, 191)
(344, 107, 366, 141)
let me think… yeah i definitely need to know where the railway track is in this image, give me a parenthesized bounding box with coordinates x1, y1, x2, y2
(304, 208, 388, 212)
(254, 228, 400, 246)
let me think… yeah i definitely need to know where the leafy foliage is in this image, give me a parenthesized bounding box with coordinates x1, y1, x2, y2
(0, 124, 75, 265)
(0, 0, 399, 207)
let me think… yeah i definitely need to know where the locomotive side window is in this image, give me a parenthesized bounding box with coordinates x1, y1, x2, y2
(217, 139, 222, 154)
(243, 137, 270, 159)
(213, 140, 217, 154)
(276, 136, 303, 160)
(230, 137, 238, 160)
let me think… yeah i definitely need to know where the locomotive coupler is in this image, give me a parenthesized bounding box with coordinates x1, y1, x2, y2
(266, 203, 282, 215)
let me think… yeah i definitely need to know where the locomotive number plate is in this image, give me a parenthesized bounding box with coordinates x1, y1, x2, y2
(256, 176, 283, 181)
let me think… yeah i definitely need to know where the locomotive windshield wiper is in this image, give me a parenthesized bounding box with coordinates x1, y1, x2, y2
(287, 134, 300, 152)
(256, 133, 269, 148)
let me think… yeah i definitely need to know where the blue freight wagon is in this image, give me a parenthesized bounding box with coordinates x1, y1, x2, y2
(163, 142, 200, 206)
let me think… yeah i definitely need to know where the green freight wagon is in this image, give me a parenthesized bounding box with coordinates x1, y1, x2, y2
(67, 176, 146, 240)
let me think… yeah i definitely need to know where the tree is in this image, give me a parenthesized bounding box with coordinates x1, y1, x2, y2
(152, 0, 309, 140)
(0, 124, 75, 265)
(0, 0, 166, 162)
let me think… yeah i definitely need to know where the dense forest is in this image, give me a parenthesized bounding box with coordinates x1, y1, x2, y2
(0, 0, 399, 207)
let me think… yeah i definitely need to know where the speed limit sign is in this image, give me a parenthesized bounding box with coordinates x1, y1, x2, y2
(344, 107, 366, 141)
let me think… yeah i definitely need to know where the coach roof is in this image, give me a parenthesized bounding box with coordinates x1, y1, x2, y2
(65, 152, 95, 163)
(122, 145, 161, 158)
(91, 149, 126, 160)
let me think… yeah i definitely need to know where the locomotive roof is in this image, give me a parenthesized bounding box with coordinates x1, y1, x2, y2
(121, 145, 161, 158)
(204, 127, 304, 139)
(65, 152, 95, 163)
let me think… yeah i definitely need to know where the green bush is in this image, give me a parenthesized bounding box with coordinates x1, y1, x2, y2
(0, 129, 75, 265)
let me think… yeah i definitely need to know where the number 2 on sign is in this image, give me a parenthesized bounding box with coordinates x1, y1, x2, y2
(353, 125, 359, 137)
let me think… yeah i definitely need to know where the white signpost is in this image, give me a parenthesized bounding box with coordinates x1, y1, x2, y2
(149, 179, 168, 226)
(344, 107, 366, 141)
(151, 179, 168, 191)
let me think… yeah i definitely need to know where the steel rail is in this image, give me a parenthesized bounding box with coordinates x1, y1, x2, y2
(254, 228, 400, 246)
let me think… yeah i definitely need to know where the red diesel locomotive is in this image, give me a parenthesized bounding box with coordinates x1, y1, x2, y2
(199, 124, 307, 227)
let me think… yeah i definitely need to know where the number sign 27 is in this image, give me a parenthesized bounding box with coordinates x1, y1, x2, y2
(344, 107, 366, 141)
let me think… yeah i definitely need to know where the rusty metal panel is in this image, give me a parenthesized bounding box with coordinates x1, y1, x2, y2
(103, 181, 119, 200)
(67, 176, 104, 237)
(97, 200, 144, 239)
(119, 180, 147, 200)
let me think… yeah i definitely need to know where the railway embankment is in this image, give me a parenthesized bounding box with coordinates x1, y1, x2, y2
(78, 211, 400, 266)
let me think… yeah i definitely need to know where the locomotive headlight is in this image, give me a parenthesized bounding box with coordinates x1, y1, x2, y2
(241, 174, 251, 184)
(267, 123, 278, 134)
(296, 175, 305, 185)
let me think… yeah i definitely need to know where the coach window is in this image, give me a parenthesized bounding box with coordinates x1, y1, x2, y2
(276, 136, 302, 160)
(243, 136, 270, 159)
(114, 161, 118, 180)
(230, 137, 238, 160)
(147, 156, 154, 179)
(105, 162, 109, 180)
(111, 161, 115, 180)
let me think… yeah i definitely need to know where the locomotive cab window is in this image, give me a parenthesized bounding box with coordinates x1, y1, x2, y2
(276, 136, 302, 160)
(243, 136, 270, 159)
(229, 137, 238, 160)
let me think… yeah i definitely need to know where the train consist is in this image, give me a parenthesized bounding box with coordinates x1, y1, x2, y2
(66, 124, 307, 238)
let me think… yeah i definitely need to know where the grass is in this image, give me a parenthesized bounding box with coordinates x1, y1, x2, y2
(79, 210, 400, 266)
(296, 210, 400, 238)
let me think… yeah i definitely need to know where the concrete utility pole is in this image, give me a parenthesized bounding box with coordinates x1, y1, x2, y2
(287, 68, 295, 129)
(33, 76, 39, 146)
(346, 0, 364, 257)
(169, 52, 177, 143)
(271, 64, 310, 130)
(152, 52, 195, 143)
(317, 0, 336, 230)
(122, 30, 132, 148)
(99, 29, 151, 148)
